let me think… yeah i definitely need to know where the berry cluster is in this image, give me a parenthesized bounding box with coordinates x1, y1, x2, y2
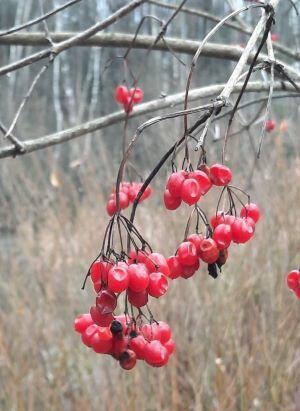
(163, 163, 260, 278)
(90, 252, 169, 311)
(76, 160, 261, 369)
(164, 164, 231, 210)
(106, 181, 152, 216)
(115, 85, 144, 112)
(286, 269, 300, 299)
(74, 314, 175, 370)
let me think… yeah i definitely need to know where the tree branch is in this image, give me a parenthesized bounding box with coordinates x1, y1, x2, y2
(148, 0, 299, 61)
(0, 0, 146, 77)
(0, 32, 299, 80)
(0, 80, 298, 160)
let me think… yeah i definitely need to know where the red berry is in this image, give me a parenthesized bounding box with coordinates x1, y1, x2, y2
(123, 96, 134, 113)
(177, 241, 198, 266)
(90, 306, 113, 327)
(199, 238, 219, 264)
(231, 217, 254, 243)
(90, 327, 113, 354)
(286, 270, 300, 291)
(74, 313, 93, 334)
(145, 253, 170, 277)
(164, 189, 182, 210)
(189, 170, 212, 194)
(119, 349, 137, 370)
(128, 263, 149, 292)
(129, 87, 144, 103)
(157, 321, 172, 343)
(166, 171, 186, 198)
(141, 323, 161, 341)
(128, 249, 149, 264)
(265, 119, 276, 132)
(212, 224, 232, 250)
(166, 255, 184, 279)
(81, 324, 98, 347)
(107, 263, 129, 293)
(90, 260, 111, 284)
(128, 288, 148, 307)
(271, 33, 279, 42)
(210, 164, 232, 186)
(164, 338, 176, 355)
(181, 259, 200, 279)
(240, 203, 260, 223)
(148, 272, 168, 298)
(106, 200, 116, 216)
(115, 85, 129, 104)
(181, 178, 201, 205)
(186, 233, 204, 255)
(144, 340, 168, 366)
(112, 335, 129, 359)
(95, 289, 117, 315)
(130, 335, 148, 359)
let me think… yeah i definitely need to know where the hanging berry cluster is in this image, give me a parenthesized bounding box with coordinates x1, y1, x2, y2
(286, 269, 300, 299)
(115, 85, 144, 113)
(163, 163, 260, 280)
(106, 181, 152, 216)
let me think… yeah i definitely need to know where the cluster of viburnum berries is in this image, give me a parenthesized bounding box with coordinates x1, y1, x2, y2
(74, 314, 175, 370)
(106, 181, 152, 216)
(286, 269, 300, 299)
(164, 164, 260, 278)
(115, 85, 144, 112)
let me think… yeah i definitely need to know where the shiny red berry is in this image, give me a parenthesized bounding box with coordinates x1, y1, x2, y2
(181, 178, 201, 205)
(189, 170, 212, 194)
(130, 335, 148, 359)
(145, 253, 170, 276)
(231, 218, 254, 243)
(81, 324, 98, 347)
(286, 270, 300, 291)
(144, 340, 168, 366)
(166, 255, 184, 279)
(213, 223, 232, 250)
(164, 189, 181, 210)
(186, 233, 204, 255)
(74, 313, 93, 334)
(107, 263, 129, 293)
(129, 87, 144, 103)
(128, 288, 148, 307)
(181, 259, 200, 279)
(115, 85, 129, 104)
(157, 321, 172, 343)
(177, 241, 198, 266)
(199, 238, 219, 264)
(95, 289, 117, 315)
(164, 338, 176, 355)
(90, 327, 113, 354)
(148, 272, 168, 298)
(128, 263, 149, 292)
(166, 171, 186, 198)
(210, 164, 232, 186)
(240, 203, 260, 223)
(90, 306, 113, 327)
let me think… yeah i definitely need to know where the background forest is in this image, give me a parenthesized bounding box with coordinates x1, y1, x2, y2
(0, 1, 299, 410)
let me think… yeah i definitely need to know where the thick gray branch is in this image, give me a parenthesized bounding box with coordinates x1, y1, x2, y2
(0, 80, 298, 160)
(0, 32, 299, 81)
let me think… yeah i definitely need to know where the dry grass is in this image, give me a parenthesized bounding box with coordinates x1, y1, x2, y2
(0, 129, 300, 411)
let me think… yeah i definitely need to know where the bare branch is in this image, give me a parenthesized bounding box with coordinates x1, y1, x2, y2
(0, 0, 83, 37)
(0, 0, 146, 77)
(0, 32, 299, 80)
(0, 80, 298, 160)
(148, 0, 299, 60)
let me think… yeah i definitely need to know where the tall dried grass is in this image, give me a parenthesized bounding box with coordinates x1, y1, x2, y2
(0, 127, 299, 411)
